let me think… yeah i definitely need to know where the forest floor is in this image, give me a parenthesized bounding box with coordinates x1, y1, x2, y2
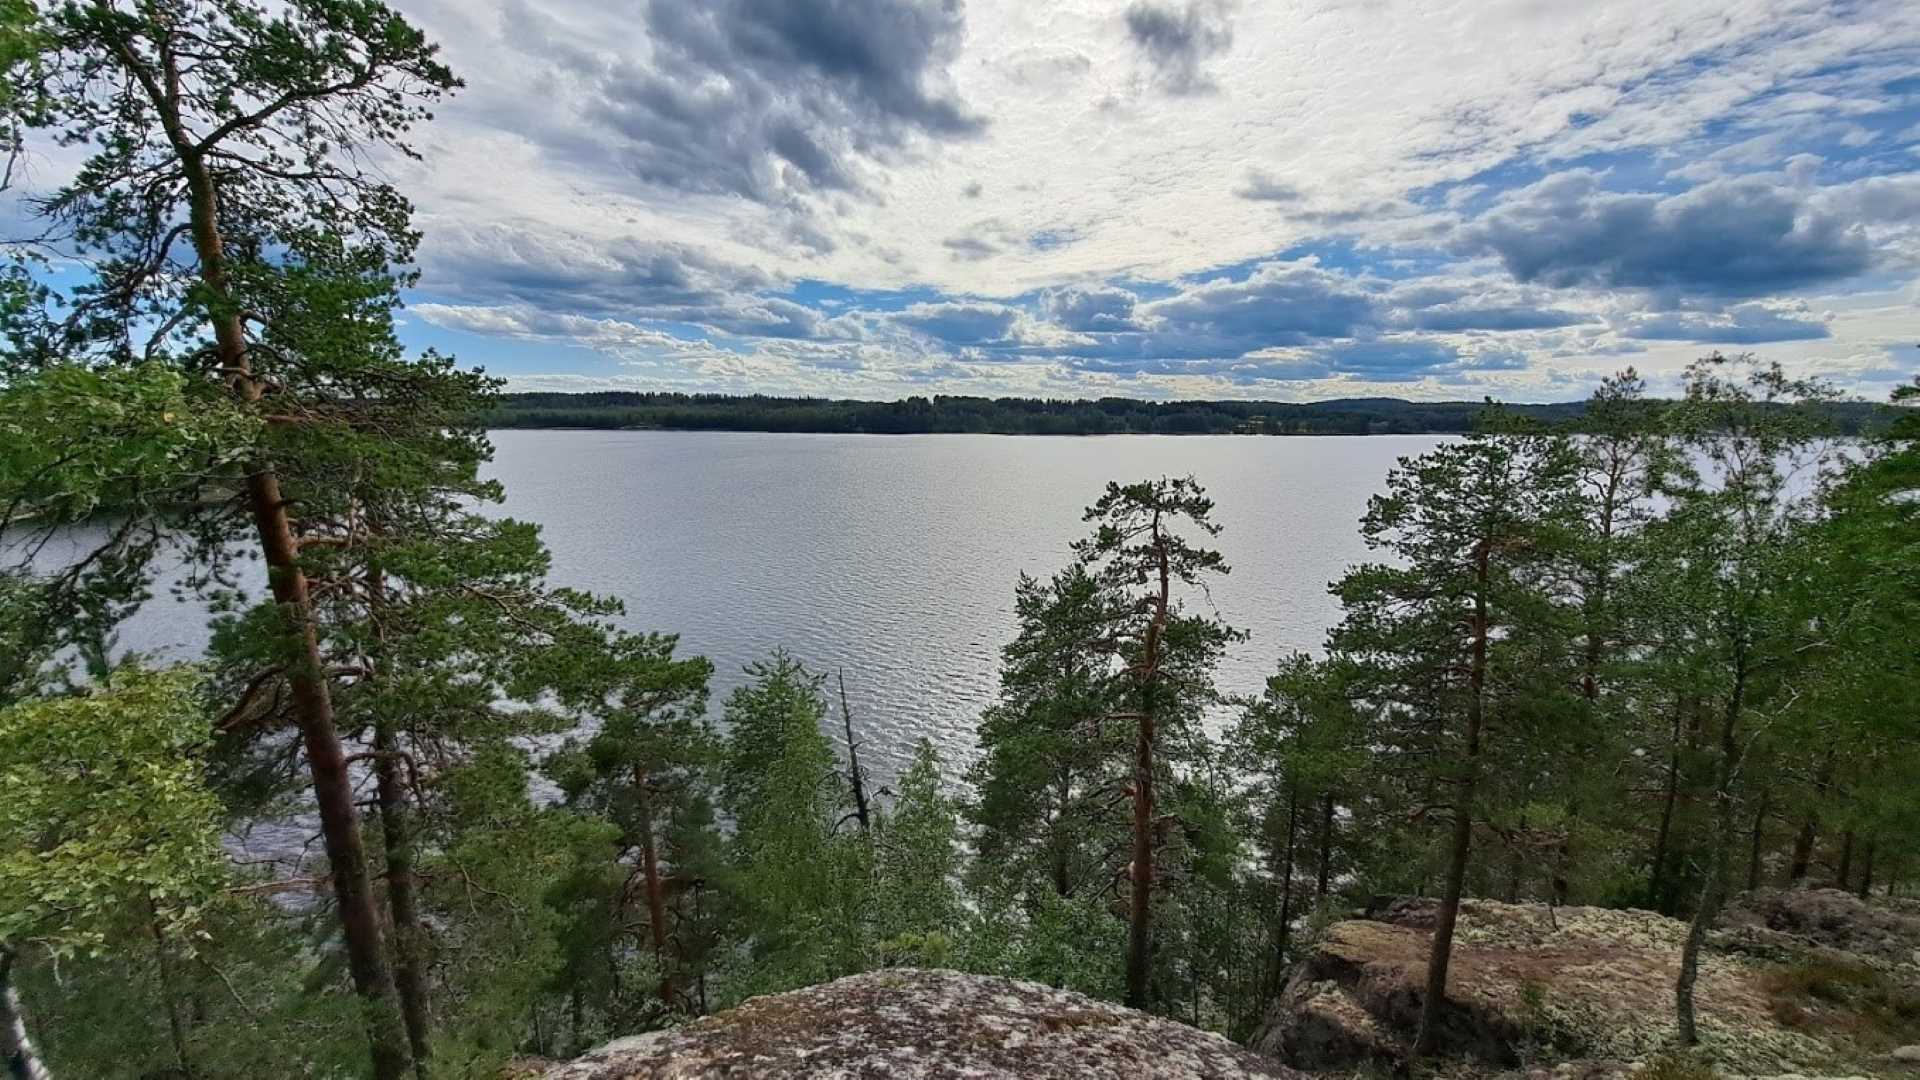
(1252, 889, 1920, 1079)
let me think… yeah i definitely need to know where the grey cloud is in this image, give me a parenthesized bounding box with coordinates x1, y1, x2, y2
(567, 0, 980, 203)
(894, 301, 1023, 345)
(1042, 285, 1142, 332)
(1462, 169, 1874, 297)
(943, 235, 999, 261)
(1139, 262, 1376, 348)
(1237, 170, 1301, 202)
(418, 221, 830, 339)
(1616, 302, 1831, 344)
(1310, 338, 1463, 382)
(1125, 1, 1233, 95)
(1407, 304, 1593, 331)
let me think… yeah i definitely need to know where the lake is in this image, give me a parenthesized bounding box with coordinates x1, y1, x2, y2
(98, 430, 1445, 785)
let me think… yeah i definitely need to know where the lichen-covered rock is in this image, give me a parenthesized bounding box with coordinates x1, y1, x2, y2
(1250, 898, 1864, 1076)
(1720, 889, 1920, 970)
(542, 968, 1302, 1079)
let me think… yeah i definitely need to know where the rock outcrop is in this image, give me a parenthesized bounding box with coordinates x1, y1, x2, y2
(538, 968, 1301, 1079)
(1720, 888, 1920, 968)
(1252, 893, 1920, 1077)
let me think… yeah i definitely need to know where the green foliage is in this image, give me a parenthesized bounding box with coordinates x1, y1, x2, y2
(0, 667, 225, 957)
(718, 654, 874, 1003)
(0, 362, 257, 526)
(873, 739, 963, 964)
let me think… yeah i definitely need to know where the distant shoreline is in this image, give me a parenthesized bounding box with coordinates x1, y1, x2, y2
(484, 390, 1892, 438)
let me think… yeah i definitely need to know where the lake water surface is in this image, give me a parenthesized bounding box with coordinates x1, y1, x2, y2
(488, 430, 1442, 780)
(101, 431, 1444, 784)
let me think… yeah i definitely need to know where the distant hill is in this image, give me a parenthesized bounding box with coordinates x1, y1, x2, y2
(484, 391, 1893, 436)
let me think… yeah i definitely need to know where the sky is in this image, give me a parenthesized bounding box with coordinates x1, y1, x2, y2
(373, 0, 1920, 402)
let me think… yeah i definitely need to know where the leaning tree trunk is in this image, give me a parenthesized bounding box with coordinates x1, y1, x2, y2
(837, 671, 871, 834)
(1414, 541, 1489, 1058)
(1676, 660, 1745, 1047)
(374, 720, 433, 1080)
(173, 114, 410, 1080)
(1, 951, 51, 1080)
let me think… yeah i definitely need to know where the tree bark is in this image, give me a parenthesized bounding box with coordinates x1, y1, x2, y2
(160, 45, 409, 1080)
(1649, 700, 1683, 912)
(148, 906, 196, 1078)
(1745, 792, 1769, 892)
(374, 721, 432, 1080)
(1676, 659, 1744, 1047)
(1315, 791, 1335, 904)
(1, 952, 51, 1080)
(633, 769, 675, 1008)
(1263, 786, 1301, 1006)
(837, 671, 871, 834)
(1123, 520, 1171, 1010)
(1786, 751, 1833, 885)
(1836, 830, 1855, 891)
(1856, 838, 1875, 899)
(1414, 539, 1489, 1058)
(1050, 770, 1074, 898)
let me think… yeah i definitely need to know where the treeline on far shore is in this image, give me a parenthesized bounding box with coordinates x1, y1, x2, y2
(483, 389, 1897, 436)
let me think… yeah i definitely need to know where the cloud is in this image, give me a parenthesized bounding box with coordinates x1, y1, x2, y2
(943, 235, 999, 261)
(412, 304, 701, 353)
(1310, 338, 1462, 381)
(1237, 170, 1302, 202)
(1462, 169, 1875, 297)
(1124, 0, 1233, 95)
(310, 1, 1920, 402)
(417, 221, 834, 339)
(1138, 261, 1378, 351)
(1615, 301, 1832, 343)
(893, 301, 1026, 346)
(1041, 285, 1142, 332)
(540, 0, 981, 203)
(1404, 303, 1594, 332)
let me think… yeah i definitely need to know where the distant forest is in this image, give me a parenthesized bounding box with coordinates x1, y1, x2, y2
(486, 390, 1895, 436)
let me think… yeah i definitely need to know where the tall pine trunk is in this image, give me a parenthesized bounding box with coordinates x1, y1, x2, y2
(374, 721, 432, 1080)
(633, 769, 675, 1008)
(1836, 831, 1855, 890)
(173, 101, 409, 1080)
(1414, 540, 1489, 1057)
(1315, 792, 1335, 904)
(1857, 839, 1876, 899)
(1676, 658, 1745, 1047)
(1649, 701, 1683, 911)
(1745, 792, 1769, 892)
(1124, 526, 1171, 1009)
(1262, 786, 1301, 1006)
(1786, 751, 1833, 884)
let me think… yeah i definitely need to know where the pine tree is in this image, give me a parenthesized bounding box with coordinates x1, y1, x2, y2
(1654, 354, 1839, 1045)
(21, 6, 460, 1074)
(545, 631, 716, 1016)
(1328, 430, 1578, 1055)
(1073, 477, 1239, 1009)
